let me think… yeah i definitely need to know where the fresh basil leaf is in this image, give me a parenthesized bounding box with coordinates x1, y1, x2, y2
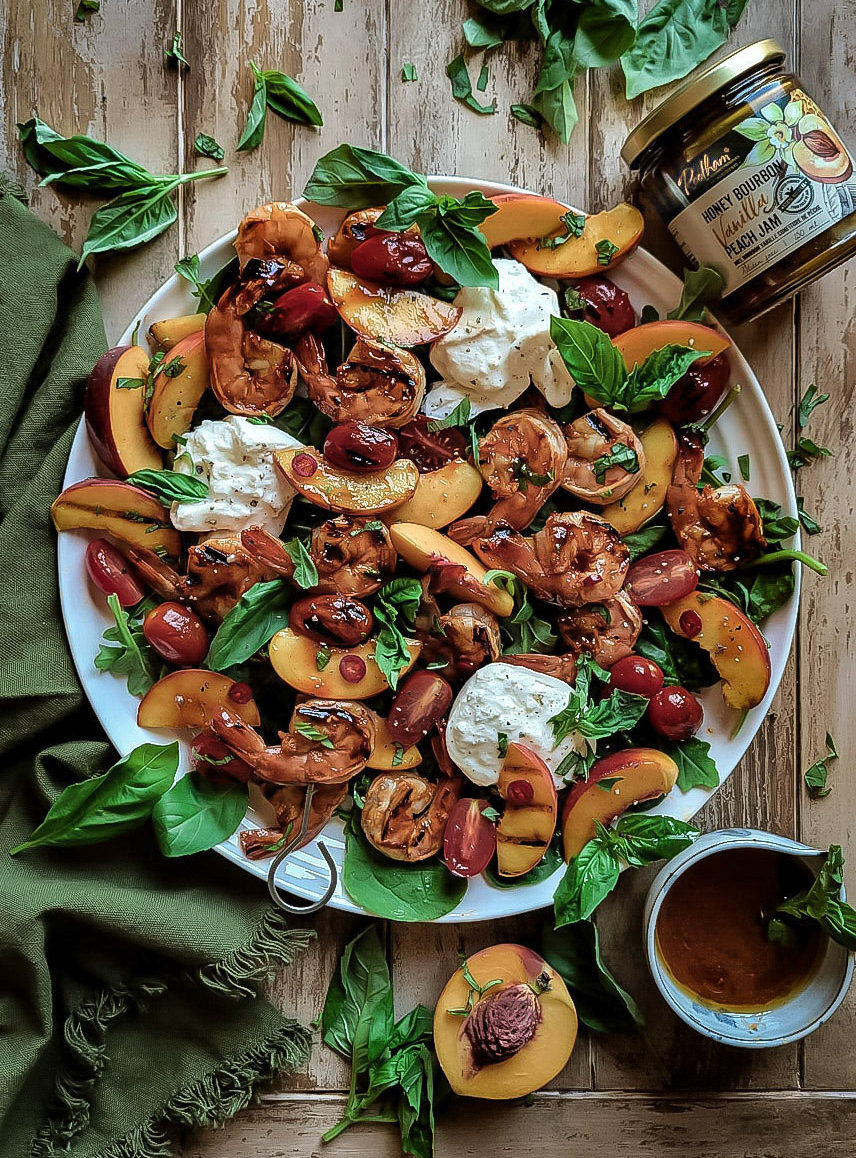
(372, 578, 423, 690)
(804, 732, 837, 800)
(592, 443, 639, 484)
(303, 144, 423, 208)
(17, 115, 150, 192)
(573, 0, 638, 70)
(532, 30, 579, 142)
(622, 520, 668, 561)
(80, 182, 178, 265)
(194, 133, 224, 161)
(321, 924, 394, 1070)
(152, 772, 248, 857)
(10, 742, 178, 855)
(463, 12, 514, 48)
(549, 654, 646, 744)
(420, 195, 499, 289)
(284, 536, 319, 589)
(797, 497, 821, 536)
(401, 62, 418, 82)
(604, 812, 700, 867)
(541, 917, 644, 1033)
(74, 0, 100, 20)
(446, 55, 496, 115)
(511, 103, 544, 128)
(427, 396, 471, 431)
(294, 722, 335, 749)
(775, 845, 856, 951)
(666, 264, 725, 321)
(95, 593, 160, 696)
(663, 736, 719, 792)
(738, 453, 751, 482)
(755, 497, 799, 543)
(621, 343, 708, 413)
(126, 468, 208, 504)
(375, 181, 437, 230)
(237, 63, 269, 151)
(165, 30, 190, 70)
(262, 66, 324, 126)
(787, 436, 832, 470)
(487, 570, 558, 653)
(798, 384, 829, 429)
(553, 838, 620, 926)
(175, 253, 238, 313)
(550, 316, 627, 401)
(207, 579, 292, 670)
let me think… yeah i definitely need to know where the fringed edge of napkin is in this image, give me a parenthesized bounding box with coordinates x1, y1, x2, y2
(30, 911, 315, 1158)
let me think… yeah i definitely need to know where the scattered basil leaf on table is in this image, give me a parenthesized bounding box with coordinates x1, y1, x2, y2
(10, 742, 179, 855)
(152, 772, 249, 857)
(798, 384, 829, 429)
(532, 31, 579, 143)
(373, 578, 423, 690)
(207, 579, 292, 671)
(74, 0, 100, 20)
(511, 103, 544, 128)
(541, 917, 644, 1033)
(126, 469, 208, 504)
(165, 30, 189, 70)
(238, 61, 323, 151)
(194, 132, 224, 161)
(446, 55, 496, 115)
(401, 62, 418, 82)
(797, 497, 821, 536)
(803, 732, 838, 800)
(666, 263, 725, 321)
(787, 436, 832, 471)
(774, 845, 856, 951)
(573, 0, 638, 70)
(95, 593, 161, 696)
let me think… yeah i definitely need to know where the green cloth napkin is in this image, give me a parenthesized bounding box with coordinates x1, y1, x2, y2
(0, 189, 313, 1158)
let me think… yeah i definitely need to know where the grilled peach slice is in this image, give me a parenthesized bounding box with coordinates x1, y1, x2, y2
(268, 629, 420, 698)
(508, 203, 643, 277)
(147, 331, 210, 449)
(148, 313, 206, 350)
(137, 670, 260, 728)
(388, 522, 514, 617)
(496, 743, 558, 877)
(600, 418, 677, 536)
(85, 345, 163, 478)
(365, 711, 423, 770)
(613, 320, 730, 371)
(274, 447, 418, 515)
(478, 194, 569, 249)
(327, 266, 461, 348)
(51, 478, 181, 557)
(380, 460, 483, 529)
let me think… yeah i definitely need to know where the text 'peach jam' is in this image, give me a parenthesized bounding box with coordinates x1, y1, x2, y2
(622, 40, 856, 323)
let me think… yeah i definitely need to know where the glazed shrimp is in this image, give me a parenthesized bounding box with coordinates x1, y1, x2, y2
(562, 408, 645, 505)
(418, 602, 502, 680)
(234, 201, 329, 285)
(310, 515, 397, 597)
(211, 699, 376, 786)
(206, 288, 299, 417)
(361, 771, 462, 862)
(499, 653, 579, 684)
(666, 433, 765, 572)
(239, 782, 347, 859)
(295, 332, 426, 429)
(449, 409, 567, 545)
(473, 511, 630, 607)
(558, 590, 642, 668)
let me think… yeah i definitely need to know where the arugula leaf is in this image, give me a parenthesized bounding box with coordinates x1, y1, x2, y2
(207, 579, 292, 670)
(622, 520, 668, 561)
(238, 61, 323, 151)
(165, 30, 189, 70)
(125, 468, 208, 504)
(666, 264, 725, 322)
(372, 578, 423, 690)
(95, 593, 161, 696)
(663, 736, 719, 791)
(804, 732, 837, 800)
(152, 772, 248, 857)
(283, 536, 319, 589)
(10, 742, 178, 855)
(446, 55, 496, 115)
(194, 133, 224, 161)
(774, 845, 856, 951)
(798, 384, 829, 429)
(541, 917, 644, 1033)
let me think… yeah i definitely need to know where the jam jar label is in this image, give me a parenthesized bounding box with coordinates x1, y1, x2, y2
(667, 90, 856, 296)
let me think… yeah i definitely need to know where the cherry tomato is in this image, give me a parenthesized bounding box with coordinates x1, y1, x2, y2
(679, 609, 703, 638)
(563, 276, 636, 338)
(289, 594, 373, 647)
(396, 415, 467, 472)
(443, 798, 497, 878)
(142, 601, 209, 666)
(505, 779, 534, 806)
(648, 685, 703, 741)
(609, 655, 665, 698)
(339, 653, 367, 683)
(387, 671, 454, 747)
(660, 352, 731, 425)
(85, 538, 144, 607)
(324, 422, 398, 473)
(191, 733, 254, 783)
(292, 452, 319, 477)
(228, 681, 254, 704)
(255, 282, 338, 341)
(625, 550, 699, 607)
(350, 233, 434, 285)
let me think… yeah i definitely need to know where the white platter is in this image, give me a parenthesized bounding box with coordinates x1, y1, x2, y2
(58, 176, 799, 922)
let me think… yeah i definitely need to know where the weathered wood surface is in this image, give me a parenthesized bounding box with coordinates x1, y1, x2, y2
(3, 0, 855, 1151)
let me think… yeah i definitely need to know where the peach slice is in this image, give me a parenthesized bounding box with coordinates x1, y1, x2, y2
(388, 522, 514, 618)
(137, 670, 260, 729)
(147, 331, 210, 449)
(84, 345, 163, 478)
(327, 266, 461, 348)
(380, 460, 483, 529)
(508, 203, 643, 278)
(366, 711, 422, 770)
(51, 478, 181, 557)
(613, 320, 730, 371)
(496, 743, 558, 877)
(600, 418, 678, 536)
(661, 592, 771, 710)
(478, 194, 569, 249)
(561, 748, 679, 861)
(148, 313, 206, 350)
(274, 447, 419, 515)
(434, 944, 577, 1099)
(268, 628, 421, 699)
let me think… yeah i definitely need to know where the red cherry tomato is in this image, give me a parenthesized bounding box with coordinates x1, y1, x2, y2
(142, 602, 209, 666)
(505, 779, 534, 806)
(228, 681, 254, 704)
(679, 609, 703, 638)
(564, 276, 636, 338)
(350, 233, 434, 285)
(339, 653, 367, 683)
(324, 422, 399, 473)
(255, 282, 338, 340)
(292, 452, 319, 477)
(443, 798, 497, 878)
(648, 685, 703, 741)
(609, 655, 665, 698)
(85, 538, 144, 607)
(191, 733, 254, 783)
(396, 415, 467, 473)
(387, 671, 454, 747)
(660, 352, 731, 425)
(625, 550, 699, 607)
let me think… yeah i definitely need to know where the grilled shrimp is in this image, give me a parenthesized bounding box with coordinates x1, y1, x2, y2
(310, 515, 397, 597)
(295, 332, 426, 428)
(562, 408, 645, 505)
(666, 433, 765, 572)
(235, 201, 329, 285)
(558, 590, 642, 668)
(418, 601, 501, 680)
(239, 782, 347, 859)
(449, 410, 567, 545)
(211, 699, 375, 785)
(361, 771, 462, 862)
(499, 653, 579, 683)
(473, 511, 630, 607)
(206, 288, 299, 417)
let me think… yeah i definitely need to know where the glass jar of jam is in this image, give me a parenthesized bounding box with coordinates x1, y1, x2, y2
(622, 39, 856, 323)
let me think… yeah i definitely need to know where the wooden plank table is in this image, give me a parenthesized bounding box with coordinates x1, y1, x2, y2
(3, 0, 854, 1151)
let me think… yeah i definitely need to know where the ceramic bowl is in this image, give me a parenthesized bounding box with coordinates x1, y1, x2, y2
(643, 828, 853, 1048)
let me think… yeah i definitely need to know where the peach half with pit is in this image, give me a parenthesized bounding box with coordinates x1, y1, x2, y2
(495, 743, 558, 878)
(84, 345, 163, 478)
(326, 267, 461, 348)
(380, 459, 483, 529)
(508, 203, 644, 278)
(561, 747, 679, 861)
(51, 478, 181, 557)
(600, 418, 678, 536)
(137, 670, 260, 729)
(613, 320, 730, 372)
(274, 447, 419, 516)
(793, 113, 853, 183)
(388, 522, 514, 618)
(268, 628, 421, 699)
(434, 944, 577, 1099)
(146, 331, 210, 449)
(148, 312, 206, 350)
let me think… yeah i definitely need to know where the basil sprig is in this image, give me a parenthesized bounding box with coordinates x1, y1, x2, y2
(126, 469, 208, 504)
(207, 579, 292, 671)
(237, 62, 323, 151)
(153, 771, 249, 857)
(372, 578, 423, 690)
(548, 653, 648, 747)
(485, 570, 557, 654)
(773, 845, 856, 951)
(303, 145, 499, 288)
(10, 742, 179, 855)
(17, 117, 227, 265)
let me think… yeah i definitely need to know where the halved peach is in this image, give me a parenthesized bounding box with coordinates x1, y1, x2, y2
(508, 203, 643, 278)
(366, 711, 422, 770)
(600, 418, 678, 535)
(268, 629, 421, 698)
(613, 320, 730, 371)
(661, 592, 771, 710)
(137, 670, 260, 729)
(51, 478, 181, 557)
(561, 748, 679, 861)
(380, 460, 483, 529)
(478, 194, 569, 249)
(496, 743, 558, 877)
(148, 313, 206, 350)
(147, 331, 210, 449)
(273, 447, 419, 515)
(388, 522, 514, 618)
(85, 345, 163, 478)
(434, 944, 577, 1099)
(327, 266, 461, 348)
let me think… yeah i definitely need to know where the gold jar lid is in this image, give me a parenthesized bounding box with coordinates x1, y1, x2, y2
(621, 39, 786, 169)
